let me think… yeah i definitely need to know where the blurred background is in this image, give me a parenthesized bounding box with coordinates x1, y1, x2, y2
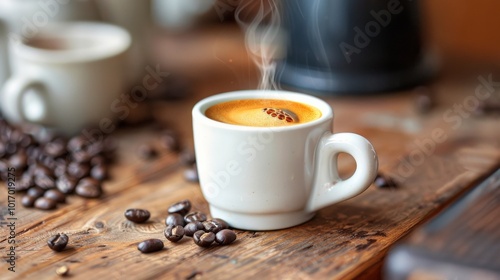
(1, 0, 500, 95)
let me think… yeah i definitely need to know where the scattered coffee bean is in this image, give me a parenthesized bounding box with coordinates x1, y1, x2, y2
(184, 211, 207, 224)
(31, 164, 53, 178)
(72, 150, 92, 163)
(34, 197, 57, 210)
(67, 135, 87, 151)
(167, 199, 191, 216)
(415, 94, 433, 114)
(414, 86, 434, 114)
(21, 195, 37, 208)
(56, 265, 70, 276)
(203, 220, 226, 233)
(9, 152, 27, 170)
(44, 189, 66, 203)
(165, 213, 185, 226)
(473, 101, 500, 116)
(44, 140, 67, 158)
(180, 149, 196, 166)
(16, 175, 33, 191)
(75, 178, 102, 198)
(137, 239, 164, 253)
(159, 130, 180, 152)
(47, 233, 69, 252)
(67, 162, 90, 179)
(193, 230, 215, 247)
(124, 209, 151, 223)
(183, 165, 199, 183)
(27, 186, 46, 198)
(90, 155, 106, 166)
(90, 164, 108, 181)
(213, 218, 229, 230)
(164, 225, 185, 242)
(56, 174, 78, 194)
(184, 221, 204, 237)
(374, 173, 398, 189)
(215, 229, 237, 245)
(137, 144, 158, 160)
(34, 174, 56, 189)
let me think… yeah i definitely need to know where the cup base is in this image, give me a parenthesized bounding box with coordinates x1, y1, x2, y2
(209, 205, 315, 231)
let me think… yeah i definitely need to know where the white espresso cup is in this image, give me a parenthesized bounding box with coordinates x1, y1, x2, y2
(192, 90, 378, 230)
(0, 22, 131, 136)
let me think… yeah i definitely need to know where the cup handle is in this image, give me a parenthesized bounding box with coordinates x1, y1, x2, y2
(1, 76, 48, 123)
(306, 132, 378, 212)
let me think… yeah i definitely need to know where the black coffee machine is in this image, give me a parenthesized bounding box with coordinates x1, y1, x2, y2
(276, 0, 434, 95)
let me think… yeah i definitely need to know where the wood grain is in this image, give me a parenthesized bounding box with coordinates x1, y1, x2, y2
(1, 24, 500, 280)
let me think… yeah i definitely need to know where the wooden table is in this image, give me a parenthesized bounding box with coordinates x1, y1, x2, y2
(1, 24, 499, 280)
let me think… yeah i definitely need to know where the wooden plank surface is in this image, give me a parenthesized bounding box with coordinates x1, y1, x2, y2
(1, 24, 500, 280)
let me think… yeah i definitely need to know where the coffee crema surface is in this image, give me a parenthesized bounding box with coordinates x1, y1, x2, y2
(205, 99, 322, 127)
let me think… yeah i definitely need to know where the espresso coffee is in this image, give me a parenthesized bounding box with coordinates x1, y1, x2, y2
(205, 99, 322, 127)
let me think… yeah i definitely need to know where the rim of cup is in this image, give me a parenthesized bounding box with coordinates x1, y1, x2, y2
(193, 90, 334, 131)
(11, 21, 131, 64)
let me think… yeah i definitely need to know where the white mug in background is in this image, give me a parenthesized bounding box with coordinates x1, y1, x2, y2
(192, 90, 378, 230)
(0, 0, 102, 87)
(0, 22, 131, 136)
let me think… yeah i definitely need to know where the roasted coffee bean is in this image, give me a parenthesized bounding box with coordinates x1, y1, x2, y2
(44, 189, 66, 203)
(34, 197, 57, 210)
(137, 144, 158, 159)
(179, 149, 196, 166)
(27, 186, 46, 198)
(203, 220, 226, 233)
(167, 199, 191, 216)
(124, 209, 151, 223)
(75, 178, 102, 198)
(164, 225, 185, 242)
(9, 152, 27, 170)
(67, 136, 87, 151)
(47, 233, 68, 252)
(21, 195, 37, 208)
(16, 175, 33, 191)
(137, 239, 164, 253)
(165, 213, 185, 226)
(215, 229, 237, 245)
(54, 162, 67, 178)
(374, 173, 398, 189)
(90, 155, 106, 166)
(415, 94, 433, 114)
(193, 230, 215, 247)
(213, 218, 229, 230)
(184, 221, 204, 237)
(67, 162, 90, 179)
(90, 164, 107, 181)
(56, 174, 78, 194)
(72, 150, 92, 163)
(19, 134, 34, 148)
(159, 130, 180, 151)
(35, 174, 56, 189)
(31, 164, 54, 178)
(0, 142, 6, 158)
(183, 165, 199, 183)
(184, 211, 207, 224)
(44, 139, 67, 157)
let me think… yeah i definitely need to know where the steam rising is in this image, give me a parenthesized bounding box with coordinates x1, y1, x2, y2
(235, 0, 283, 90)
